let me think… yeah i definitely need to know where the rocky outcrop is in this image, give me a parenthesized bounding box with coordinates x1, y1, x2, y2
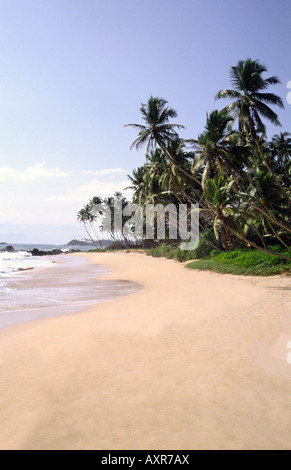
(30, 248, 63, 256)
(4, 245, 15, 252)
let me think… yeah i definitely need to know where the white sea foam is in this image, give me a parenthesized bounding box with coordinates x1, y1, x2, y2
(0, 250, 54, 273)
(0, 251, 55, 294)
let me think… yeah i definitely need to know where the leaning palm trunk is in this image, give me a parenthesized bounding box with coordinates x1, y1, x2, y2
(198, 202, 291, 260)
(266, 220, 289, 249)
(156, 136, 203, 187)
(180, 190, 222, 252)
(89, 221, 104, 249)
(218, 165, 286, 249)
(248, 116, 291, 205)
(223, 220, 291, 261)
(84, 222, 99, 249)
(240, 213, 268, 250)
(231, 181, 291, 234)
(218, 161, 291, 237)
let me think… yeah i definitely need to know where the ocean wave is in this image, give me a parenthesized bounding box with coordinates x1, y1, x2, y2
(0, 251, 54, 274)
(0, 250, 57, 296)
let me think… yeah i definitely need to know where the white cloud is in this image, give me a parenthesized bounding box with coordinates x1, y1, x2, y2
(48, 178, 131, 203)
(81, 168, 126, 176)
(0, 163, 133, 241)
(0, 161, 68, 181)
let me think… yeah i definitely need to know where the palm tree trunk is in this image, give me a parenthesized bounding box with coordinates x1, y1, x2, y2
(90, 222, 104, 249)
(84, 222, 99, 249)
(224, 220, 291, 261)
(267, 220, 289, 249)
(156, 137, 203, 187)
(218, 161, 291, 235)
(241, 214, 268, 250)
(248, 116, 291, 205)
(231, 182, 291, 234)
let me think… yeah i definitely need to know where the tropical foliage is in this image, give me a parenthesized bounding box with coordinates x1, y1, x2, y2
(78, 58, 291, 265)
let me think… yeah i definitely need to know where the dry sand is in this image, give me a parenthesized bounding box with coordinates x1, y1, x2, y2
(0, 251, 290, 450)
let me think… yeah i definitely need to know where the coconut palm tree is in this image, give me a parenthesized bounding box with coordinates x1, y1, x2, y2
(189, 110, 248, 189)
(247, 170, 289, 248)
(202, 175, 291, 259)
(76, 206, 99, 249)
(202, 175, 238, 251)
(268, 132, 291, 181)
(88, 196, 105, 249)
(126, 165, 147, 205)
(215, 58, 290, 202)
(159, 139, 193, 196)
(215, 58, 283, 135)
(125, 96, 183, 154)
(125, 96, 202, 186)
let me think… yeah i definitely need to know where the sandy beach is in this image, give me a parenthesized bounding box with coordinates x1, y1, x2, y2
(0, 251, 290, 450)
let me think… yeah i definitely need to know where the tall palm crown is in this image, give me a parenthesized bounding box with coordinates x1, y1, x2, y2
(125, 96, 203, 186)
(125, 96, 184, 156)
(215, 59, 290, 204)
(190, 110, 247, 188)
(126, 166, 147, 205)
(152, 140, 192, 198)
(215, 58, 284, 137)
(269, 132, 291, 163)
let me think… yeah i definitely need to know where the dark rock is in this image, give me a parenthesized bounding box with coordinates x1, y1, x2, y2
(4, 245, 15, 252)
(30, 248, 62, 256)
(51, 249, 63, 255)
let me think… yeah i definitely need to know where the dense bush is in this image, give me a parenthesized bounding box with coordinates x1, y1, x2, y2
(187, 247, 291, 276)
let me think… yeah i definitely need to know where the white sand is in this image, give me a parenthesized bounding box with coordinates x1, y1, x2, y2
(0, 251, 290, 450)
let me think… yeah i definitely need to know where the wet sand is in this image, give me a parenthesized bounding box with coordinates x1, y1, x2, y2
(0, 251, 290, 450)
(0, 254, 140, 330)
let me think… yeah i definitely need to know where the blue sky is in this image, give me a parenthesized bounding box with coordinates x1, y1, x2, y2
(0, 0, 290, 243)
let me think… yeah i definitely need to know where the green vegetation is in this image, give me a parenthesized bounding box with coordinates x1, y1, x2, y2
(77, 58, 291, 275)
(186, 247, 291, 276)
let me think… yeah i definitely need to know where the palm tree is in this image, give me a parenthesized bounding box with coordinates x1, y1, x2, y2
(268, 132, 291, 180)
(202, 175, 238, 251)
(125, 96, 202, 186)
(76, 206, 99, 249)
(88, 196, 104, 249)
(125, 96, 183, 154)
(159, 139, 193, 196)
(248, 170, 289, 248)
(202, 175, 291, 259)
(269, 132, 291, 158)
(126, 165, 147, 205)
(189, 110, 248, 189)
(215, 58, 283, 135)
(215, 58, 290, 202)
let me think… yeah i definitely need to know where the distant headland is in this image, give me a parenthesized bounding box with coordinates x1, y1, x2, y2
(66, 239, 95, 247)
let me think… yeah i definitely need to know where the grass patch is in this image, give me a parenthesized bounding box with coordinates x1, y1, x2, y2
(186, 248, 291, 276)
(87, 248, 106, 252)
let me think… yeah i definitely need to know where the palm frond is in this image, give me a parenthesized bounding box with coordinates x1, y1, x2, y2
(215, 89, 241, 100)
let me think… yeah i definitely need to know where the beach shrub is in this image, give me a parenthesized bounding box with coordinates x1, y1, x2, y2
(147, 243, 197, 262)
(195, 228, 223, 259)
(186, 248, 291, 276)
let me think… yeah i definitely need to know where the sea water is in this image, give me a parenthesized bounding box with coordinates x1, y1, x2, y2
(0, 243, 92, 295)
(0, 250, 55, 294)
(0, 248, 140, 330)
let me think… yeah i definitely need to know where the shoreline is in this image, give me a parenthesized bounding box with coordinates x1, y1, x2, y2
(0, 251, 291, 449)
(0, 254, 140, 331)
